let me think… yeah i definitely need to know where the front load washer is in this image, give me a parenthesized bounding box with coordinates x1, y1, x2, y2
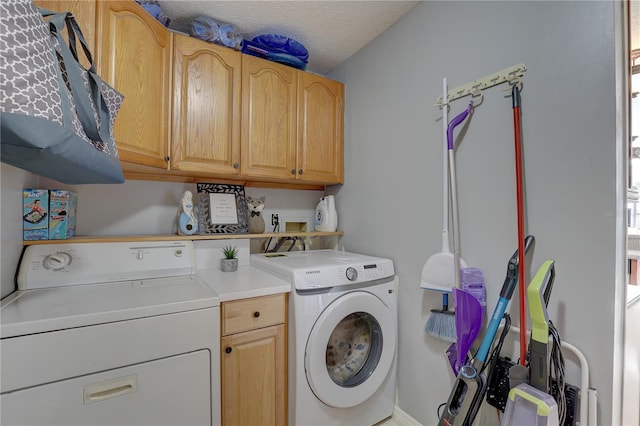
(1, 240, 221, 426)
(251, 249, 397, 426)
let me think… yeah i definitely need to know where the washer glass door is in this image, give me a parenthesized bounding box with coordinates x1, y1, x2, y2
(326, 312, 382, 387)
(305, 291, 396, 408)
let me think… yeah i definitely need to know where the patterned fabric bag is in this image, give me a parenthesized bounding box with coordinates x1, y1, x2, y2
(0, 0, 125, 184)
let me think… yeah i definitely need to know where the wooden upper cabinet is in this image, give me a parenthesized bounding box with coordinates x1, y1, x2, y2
(97, 1, 171, 169)
(49, 0, 344, 186)
(171, 34, 241, 176)
(240, 55, 344, 185)
(241, 55, 298, 180)
(298, 73, 344, 184)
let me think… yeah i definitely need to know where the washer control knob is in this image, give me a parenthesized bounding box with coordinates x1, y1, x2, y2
(43, 252, 72, 270)
(345, 267, 358, 281)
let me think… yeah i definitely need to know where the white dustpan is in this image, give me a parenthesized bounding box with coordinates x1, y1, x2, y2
(421, 78, 466, 292)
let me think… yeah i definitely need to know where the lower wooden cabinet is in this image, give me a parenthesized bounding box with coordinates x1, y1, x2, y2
(220, 294, 287, 426)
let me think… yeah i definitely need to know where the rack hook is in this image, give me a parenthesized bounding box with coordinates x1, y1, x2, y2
(470, 90, 484, 106)
(505, 76, 523, 92)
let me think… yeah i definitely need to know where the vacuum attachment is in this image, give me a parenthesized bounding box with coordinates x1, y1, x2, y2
(502, 383, 559, 426)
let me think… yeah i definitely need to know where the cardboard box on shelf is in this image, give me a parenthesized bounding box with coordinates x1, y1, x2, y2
(49, 189, 77, 240)
(23, 189, 49, 240)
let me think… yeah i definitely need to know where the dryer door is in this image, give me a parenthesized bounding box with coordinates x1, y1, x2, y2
(304, 291, 396, 408)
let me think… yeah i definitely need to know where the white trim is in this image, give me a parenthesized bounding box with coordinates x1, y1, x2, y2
(613, 1, 630, 426)
(380, 406, 423, 426)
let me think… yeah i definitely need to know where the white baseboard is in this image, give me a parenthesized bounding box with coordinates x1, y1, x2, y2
(390, 406, 423, 425)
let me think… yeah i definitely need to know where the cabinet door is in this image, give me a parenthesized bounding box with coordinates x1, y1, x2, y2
(34, 1, 96, 69)
(241, 55, 297, 180)
(221, 324, 286, 426)
(298, 73, 344, 184)
(97, 1, 171, 169)
(171, 34, 241, 175)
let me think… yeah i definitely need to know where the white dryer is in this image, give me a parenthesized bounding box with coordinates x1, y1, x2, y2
(1, 241, 221, 426)
(251, 250, 397, 426)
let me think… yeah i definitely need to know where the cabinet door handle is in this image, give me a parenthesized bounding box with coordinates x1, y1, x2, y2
(291, 169, 296, 175)
(253, 311, 260, 318)
(233, 162, 239, 169)
(225, 347, 232, 354)
(298, 169, 303, 175)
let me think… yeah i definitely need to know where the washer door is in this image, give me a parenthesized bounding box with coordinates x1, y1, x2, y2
(304, 291, 396, 408)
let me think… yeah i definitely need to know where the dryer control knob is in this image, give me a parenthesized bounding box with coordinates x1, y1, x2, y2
(345, 267, 358, 281)
(43, 252, 72, 270)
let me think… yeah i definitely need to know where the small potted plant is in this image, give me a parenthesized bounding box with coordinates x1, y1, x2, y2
(220, 245, 239, 272)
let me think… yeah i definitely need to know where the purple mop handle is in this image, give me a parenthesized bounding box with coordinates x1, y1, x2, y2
(447, 102, 473, 149)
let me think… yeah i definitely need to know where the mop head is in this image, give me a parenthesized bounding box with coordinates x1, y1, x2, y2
(425, 309, 456, 343)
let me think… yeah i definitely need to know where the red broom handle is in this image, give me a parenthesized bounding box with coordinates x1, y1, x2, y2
(512, 86, 527, 365)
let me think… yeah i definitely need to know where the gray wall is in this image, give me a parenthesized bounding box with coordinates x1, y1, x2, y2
(329, 1, 617, 424)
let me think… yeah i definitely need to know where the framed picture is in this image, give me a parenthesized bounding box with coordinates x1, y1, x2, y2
(197, 183, 249, 234)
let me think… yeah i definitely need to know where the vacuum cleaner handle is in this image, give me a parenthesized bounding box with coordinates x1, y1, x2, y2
(500, 235, 535, 300)
(477, 235, 534, 363)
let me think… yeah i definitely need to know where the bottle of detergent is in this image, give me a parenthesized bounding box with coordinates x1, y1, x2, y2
(315, 195, 337, 232)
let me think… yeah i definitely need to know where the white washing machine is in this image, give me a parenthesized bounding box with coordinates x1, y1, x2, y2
(1, 240, 221, 426)
(251, 249, 397, 426)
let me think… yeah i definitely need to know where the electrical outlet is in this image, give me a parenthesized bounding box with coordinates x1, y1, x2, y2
(271, 213, 279, 227)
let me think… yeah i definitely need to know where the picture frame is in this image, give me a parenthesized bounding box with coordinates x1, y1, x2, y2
(196, 183, 249, 234)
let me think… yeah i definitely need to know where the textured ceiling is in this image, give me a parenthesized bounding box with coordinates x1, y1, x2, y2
(156, 1, 420, 75)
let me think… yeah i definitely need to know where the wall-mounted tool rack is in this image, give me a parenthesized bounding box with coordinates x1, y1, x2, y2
(436, 63, 527, 105)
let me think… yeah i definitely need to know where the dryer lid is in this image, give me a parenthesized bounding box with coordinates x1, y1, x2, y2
(0, 276, 219, 338)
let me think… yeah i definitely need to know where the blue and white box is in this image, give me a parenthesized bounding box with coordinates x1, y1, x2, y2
(49, 189, 77, 240)
(23, 188, 49, 240)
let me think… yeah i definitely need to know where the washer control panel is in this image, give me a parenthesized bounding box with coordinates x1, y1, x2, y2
(293, 261, 394, 289)
(18, 241, 194, 290)
(251, 250, 395, 290)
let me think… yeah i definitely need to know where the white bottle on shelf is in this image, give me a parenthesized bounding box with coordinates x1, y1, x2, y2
(315, 195, 337, 232)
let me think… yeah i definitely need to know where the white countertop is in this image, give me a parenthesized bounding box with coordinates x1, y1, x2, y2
(197, 265, 291, 302)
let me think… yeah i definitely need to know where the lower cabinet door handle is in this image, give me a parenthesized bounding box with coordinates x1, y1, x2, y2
(225, 347, 232, 354)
